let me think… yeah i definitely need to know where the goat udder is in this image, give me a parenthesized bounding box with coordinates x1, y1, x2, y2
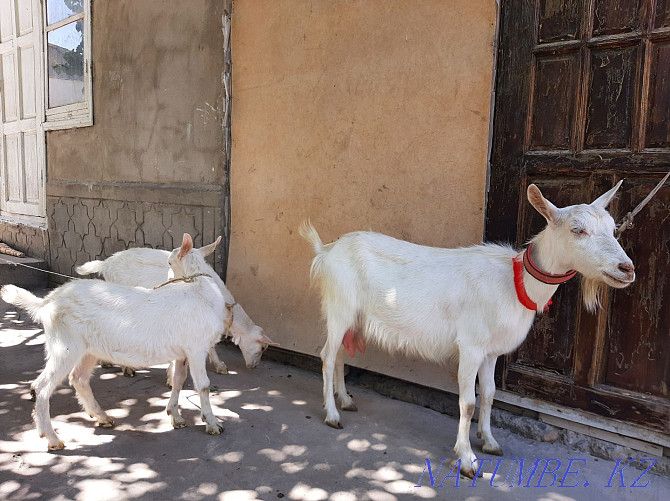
(343, 329, 366, 357)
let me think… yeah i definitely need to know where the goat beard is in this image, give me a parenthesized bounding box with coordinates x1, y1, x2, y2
(581, 276, 605, 313)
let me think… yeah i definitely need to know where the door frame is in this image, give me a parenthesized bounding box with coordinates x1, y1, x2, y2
(0, 0, 46, 225)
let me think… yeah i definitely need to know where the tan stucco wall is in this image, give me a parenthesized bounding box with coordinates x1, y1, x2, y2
(47, 0, 225, 185)
(229, 0, 496, 393)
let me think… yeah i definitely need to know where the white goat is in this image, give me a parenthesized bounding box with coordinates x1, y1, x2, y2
(299, 182, 635, 478)
(76, 238, 276, 372)
(1, 233, 231, 450)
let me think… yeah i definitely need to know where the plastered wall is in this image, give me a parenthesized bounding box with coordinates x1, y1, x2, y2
(41, 0, 229, 277)
(229, 1, 497, 393)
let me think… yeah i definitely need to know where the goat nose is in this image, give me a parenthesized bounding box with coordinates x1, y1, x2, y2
(618, 262, 635, 274)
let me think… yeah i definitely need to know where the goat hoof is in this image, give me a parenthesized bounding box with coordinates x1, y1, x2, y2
(326, 420, 343, 430)
(97, 418, 114, 428)
(460, 466, 476, 480)
(206, 425, 223, 435)
(30, 388, 36, 402)
(48, 441, 65, 451)
(172, 421, 187, 429)
(341, 403, 358, 412)
(476, 431, 481, 439)
(122, 367, 136, 377)
(214, 365, 229, 375)
(482, 444, 503, 456)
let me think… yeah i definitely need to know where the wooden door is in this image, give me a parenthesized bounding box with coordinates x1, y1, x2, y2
(487, 0, 669, 433)
(0, 0, 45, 219)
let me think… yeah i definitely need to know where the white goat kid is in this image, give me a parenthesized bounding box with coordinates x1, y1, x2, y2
(1, 233, 230, 450)
(76, 238, 276, 373)
(300, 182, 635, 478)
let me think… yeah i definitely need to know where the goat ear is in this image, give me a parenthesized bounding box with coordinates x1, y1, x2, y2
(527, 184, 558, 223)
(177, 233, 193, 260)
(199, 236, 222, 258)
(591, 179, 623, 209)
(260, 333, 279, 346)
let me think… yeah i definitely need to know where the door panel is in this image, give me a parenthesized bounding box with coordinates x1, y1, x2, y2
(488, 0, 670, 433)
(592, 0, 644, 35)
(529, 54, 580, 150)
(4, 133, 20, 201)
(2, 52, 18, 120)
(584, 46, 639, 149)
(604, 182, 670, 398)
(646, 42, 670, 148)
(20, 45, 36, 118)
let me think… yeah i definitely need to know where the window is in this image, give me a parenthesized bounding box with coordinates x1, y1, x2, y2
(42, 0, 92, 129)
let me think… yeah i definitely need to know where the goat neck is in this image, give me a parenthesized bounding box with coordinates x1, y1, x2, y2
(521, 232, 574, 312)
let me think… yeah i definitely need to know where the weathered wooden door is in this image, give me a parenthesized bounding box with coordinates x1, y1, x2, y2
(0, 0, 45, 219)
(487, 0, 669, 433)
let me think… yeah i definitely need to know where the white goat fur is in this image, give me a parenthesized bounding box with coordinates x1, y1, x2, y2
(300, 183, 635, 478)
(76, 240, 275, 370)
(1, 234, 230, 450)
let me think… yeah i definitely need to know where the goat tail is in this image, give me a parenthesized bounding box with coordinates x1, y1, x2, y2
(298, 220, 329, 284)
(75, 260, 104, 276)
(298, 220, 324, 255)
(0, 285, 45, 322)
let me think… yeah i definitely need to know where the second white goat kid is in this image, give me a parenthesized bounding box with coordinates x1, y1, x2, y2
(76, 238, 276, 373)
(300, 182, 635, 478)
(1, 233, 230, 450)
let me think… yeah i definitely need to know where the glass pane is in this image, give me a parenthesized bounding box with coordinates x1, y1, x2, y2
(47, 0, 83, 25)
(47, 21, 84, 108)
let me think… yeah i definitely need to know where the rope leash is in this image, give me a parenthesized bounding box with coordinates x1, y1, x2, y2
(152, 273, 209, 289)
(0, 258, 212, 288)
(616, 171, 670, 239)
(0, 257, 76, 280)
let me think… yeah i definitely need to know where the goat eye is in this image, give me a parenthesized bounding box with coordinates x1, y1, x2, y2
(572, 228, 588, 236)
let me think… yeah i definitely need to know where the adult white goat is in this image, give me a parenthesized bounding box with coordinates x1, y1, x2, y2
(1, 233, 230, 450)
(299, 182, 635, 478)
(76, 238, 276, 372)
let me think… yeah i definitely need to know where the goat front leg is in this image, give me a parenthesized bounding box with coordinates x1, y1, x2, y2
(69, 354, 114, 427)
(207, 346, 228, 375)
(477, 354, 502, 456)
(454, 347, 485, 479)
(335, 345, 356, 411)
(166, 359, 189, 428)
(187, 354, 224, 435)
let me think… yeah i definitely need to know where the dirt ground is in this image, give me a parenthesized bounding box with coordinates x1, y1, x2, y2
(1, 292, 668, 501)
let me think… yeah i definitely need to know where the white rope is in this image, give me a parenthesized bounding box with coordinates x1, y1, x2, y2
(0, 257, 76, 280)
(616, 171, 670, 239)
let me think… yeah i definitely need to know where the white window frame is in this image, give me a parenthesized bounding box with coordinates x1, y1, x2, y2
(41, 0, 92, 130)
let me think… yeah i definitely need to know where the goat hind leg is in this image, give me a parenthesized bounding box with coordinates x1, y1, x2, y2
(335, 345, 356, 411)
(166, 359, 189, 428)
(477, 354, 502, 455)
(454, 347, 484, 479)
(32, 350, 82, 450)
(69, 354, 114, 427)
(321, 315, 350, 429)
(188, 354, 223, 435)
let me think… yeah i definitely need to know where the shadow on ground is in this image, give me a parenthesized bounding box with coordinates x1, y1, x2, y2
(1, 296, 668, 501)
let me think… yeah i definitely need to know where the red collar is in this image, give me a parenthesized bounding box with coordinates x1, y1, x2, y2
(513, 243, 576, 313)
(523, 242, 577, 284)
